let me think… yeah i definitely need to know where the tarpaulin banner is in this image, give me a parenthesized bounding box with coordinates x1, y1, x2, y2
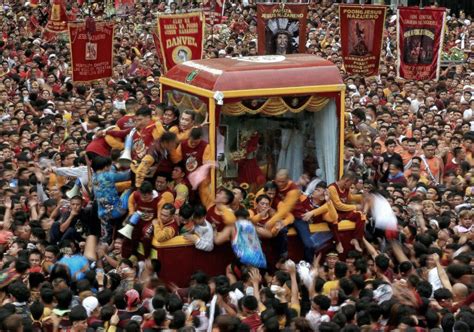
(69, 21, 115, 82)
(202, 0, 225, 25)
(397, 7, 446, 81)
(45, 0, 68, 33)
(257, 3, 307, 55)
(156, 12, 205, 72)
(339, 4, 386, 77)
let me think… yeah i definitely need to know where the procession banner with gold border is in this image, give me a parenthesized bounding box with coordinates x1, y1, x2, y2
(397, 7, 446, 80)
(156, 12, 205, 73)
(203, 0, 225, 25)
(257, 3, 307, 55)
(68, 21, 115, 82)
(45, 0, 69, 34)
(339, 4, 386, 77)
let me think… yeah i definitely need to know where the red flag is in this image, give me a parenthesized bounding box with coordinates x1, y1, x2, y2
(42, 29, 58, 43)
(339, 5, 386, 77)
(68, 21, 115, 82)
(257, 3, 308, 55)
(202, 0, 225, 25)
(397, 7, 447, 81)
(156, 12, 205, 72)
(29, 15, 40, 31)
(45, 0, 68, 34)
(152, 33, 165, 70)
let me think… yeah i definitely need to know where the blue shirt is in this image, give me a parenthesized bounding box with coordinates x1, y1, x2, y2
(92, 170, 130, 220)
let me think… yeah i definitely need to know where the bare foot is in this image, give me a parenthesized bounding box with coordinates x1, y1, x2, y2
(351, 239, 362, 252)
(336, 242, 344, 254)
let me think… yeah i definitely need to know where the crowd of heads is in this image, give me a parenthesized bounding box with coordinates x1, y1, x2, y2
(0, 1, 472, 331)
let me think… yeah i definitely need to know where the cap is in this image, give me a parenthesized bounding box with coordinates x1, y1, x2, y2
(146, 76, 154, 83)
(82, 296, 99, 317)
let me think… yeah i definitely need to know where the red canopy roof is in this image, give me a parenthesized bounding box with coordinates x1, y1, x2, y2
(163, 54, 343, 92)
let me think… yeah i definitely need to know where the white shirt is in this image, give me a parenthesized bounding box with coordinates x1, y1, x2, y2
(194, 220, 214, 252)
(305, 310, 330, 332)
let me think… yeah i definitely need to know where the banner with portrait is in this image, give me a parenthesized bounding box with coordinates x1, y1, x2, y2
(397, 7, 446, 81)
(339, 5, 386, 77)
(203, 0, 225, 25)
(156, 12, 205, 73)
(69, 21, 115, 82)
(257, 3, 307, 55)
(45, 0, 68, 34)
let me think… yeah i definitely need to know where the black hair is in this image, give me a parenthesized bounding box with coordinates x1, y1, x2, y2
(139, 181, 154, 194)
(263, 181, 278, 192)
(30, 300, 45, 321)
(97, 288, 112, 306)
(135, 107, 152, 117)
(313, 294, 330, 311)
(416, 280, 433, 298)
(335, 261, 348, 279)
(375, 254, 390, 272)
(8, 281, 30, 303)
(91, 156, 112, 172)
(218, 188, 234, 205)
(69, 305, 88, 323)
(160, 131, 177, 143)
(179, 203, 194, 219)
(40, 286, 55, 304)
(162, 203, 176, 215)
(189, 127, 203, 140)
(55, 288, 73, 310)
(235, 208, 249, 219)
(193, 204, 207, 218)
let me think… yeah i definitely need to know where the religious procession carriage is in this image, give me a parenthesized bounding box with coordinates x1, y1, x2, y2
(154, 54, 357, 285)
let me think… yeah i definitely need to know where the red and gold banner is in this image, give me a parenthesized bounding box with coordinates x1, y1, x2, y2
(203, 0, 225, 25)
(397, 7, 446, 81)
(45, 0, 68, 34)
(68, 21, 115, 82)
(257, 3, 307, 55)
(156, 12, 205, 73)
(339, 5, 386, 77)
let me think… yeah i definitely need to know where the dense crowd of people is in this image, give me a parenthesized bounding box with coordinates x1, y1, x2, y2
(0, 0, 473, 331)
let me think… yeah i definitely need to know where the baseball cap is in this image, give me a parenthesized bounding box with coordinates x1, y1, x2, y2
(82, 296, 99, 317)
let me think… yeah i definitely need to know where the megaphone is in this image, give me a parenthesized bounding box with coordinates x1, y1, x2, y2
(118, 128, 136, 167)
(66, 179, 82, 199)
(118, 224, 134, 239)
(117, 211, 142, 240)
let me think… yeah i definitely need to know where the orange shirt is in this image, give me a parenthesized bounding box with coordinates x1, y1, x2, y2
(420, 156, 443, 183)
